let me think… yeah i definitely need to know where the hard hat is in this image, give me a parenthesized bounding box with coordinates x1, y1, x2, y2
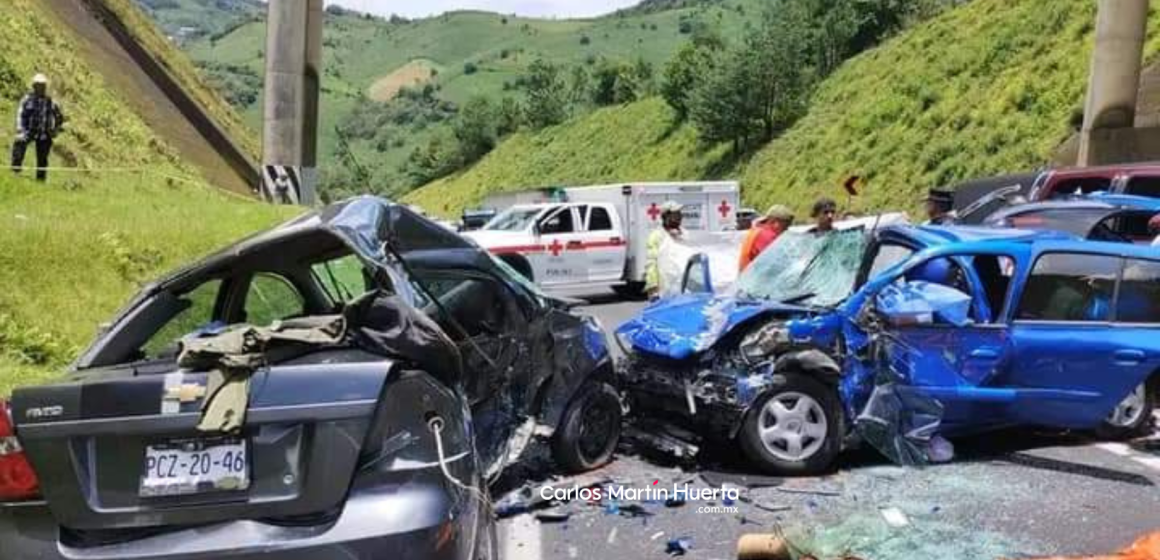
(31, 74, 48, 86)
(763, 204, 794, 221)
(661, 201, 683, 214)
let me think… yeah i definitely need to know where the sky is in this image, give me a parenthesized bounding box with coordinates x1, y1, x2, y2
(327, 0, 643, 19)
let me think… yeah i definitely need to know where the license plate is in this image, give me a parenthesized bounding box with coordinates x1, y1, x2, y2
(139, 438, 249, 497)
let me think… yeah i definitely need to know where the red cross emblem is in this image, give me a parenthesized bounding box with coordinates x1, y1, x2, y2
(647, 203, 661, 222)
(718, 200, 733, 218)
(548, 239, 564, 256)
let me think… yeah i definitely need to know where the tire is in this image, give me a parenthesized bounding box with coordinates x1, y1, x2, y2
(739, 373, 843, 475)
(499, 254, 534, 282)
(551, 382, 622, 473)
(612, 282, 647, 300)
(1096, 379, 1156, 440)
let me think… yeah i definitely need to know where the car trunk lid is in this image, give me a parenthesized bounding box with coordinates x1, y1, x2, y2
(9, 354, 393, 530)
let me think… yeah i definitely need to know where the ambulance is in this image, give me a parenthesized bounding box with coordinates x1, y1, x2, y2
(463, 182, 741, 294)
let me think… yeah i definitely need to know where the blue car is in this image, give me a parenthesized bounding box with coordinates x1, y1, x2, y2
(617, 225, 1159, 474)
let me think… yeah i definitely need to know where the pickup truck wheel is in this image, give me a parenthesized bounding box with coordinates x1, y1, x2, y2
(1097, 381, 1155, 440)
(739, 374, 842, 475)
(551, 382, 622, 473)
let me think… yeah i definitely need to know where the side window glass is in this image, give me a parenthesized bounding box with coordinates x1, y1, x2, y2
(415, 273, 514, 340)
(1125, 176, 1160, 199)
(1016, 254, 1119, 322)
(539, 208, 575, 234)
(1047, 177, 1112, 199)
(244, 273, 305, 326)
(589, 207, 614, 231)
(312, 255, 372, 306)
(1118, 259, 1160, 323)
(142, 280, 222, 358)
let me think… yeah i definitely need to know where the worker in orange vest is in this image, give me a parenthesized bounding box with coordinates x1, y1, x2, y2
(739, 204, 794, 271)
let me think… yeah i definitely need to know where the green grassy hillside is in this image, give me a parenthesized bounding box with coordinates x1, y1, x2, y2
(740, 0, 1160, 215)
(404, 98, 730, 215)
(177, 0, 760, 191)
(0, 0, 291, 394)
(407, 0, 1160, 218)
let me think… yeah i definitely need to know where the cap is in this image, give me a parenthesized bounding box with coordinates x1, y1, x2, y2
(661, 201, 683, 214)
(31, 74, 47, 86)
(924, 188, 955, 206)
(762, 204, 794, 221)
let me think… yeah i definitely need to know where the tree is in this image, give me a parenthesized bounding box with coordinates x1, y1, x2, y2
(688, 3, 813, 149)
(568, 65, 591, 109)
(520, 59, 569, 129)
(452, 96, 499, 165)
(661, 34, 724, 121)
(402, 132, 460, 187)
(591, 58, 652, 106)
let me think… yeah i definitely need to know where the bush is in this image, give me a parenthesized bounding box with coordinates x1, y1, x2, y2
(464, 62, 479, 75)
(580, 35, 591, 46)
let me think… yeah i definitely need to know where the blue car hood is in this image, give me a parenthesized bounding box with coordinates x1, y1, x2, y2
(616, 293, 810, 360)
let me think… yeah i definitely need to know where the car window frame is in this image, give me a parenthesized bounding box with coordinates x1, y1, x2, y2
(235, 271, 308, 327)
(409, 265, 531, 337)
(863, 247, 1019, 328)
(1111, 256, 1160, 326)
(1012, 251, 1123, 325)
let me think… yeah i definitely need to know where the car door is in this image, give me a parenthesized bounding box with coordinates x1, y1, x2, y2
(1009, 252, 1156, 428)
(584, 204, 627, 282)
(411, 267, 533, 474)
(534, 205, 588, 285)
(876, 252, 1017, 430)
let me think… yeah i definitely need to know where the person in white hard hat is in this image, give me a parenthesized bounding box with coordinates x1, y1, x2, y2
(12, 73, 65, 181)
(644, 200, 686, 300)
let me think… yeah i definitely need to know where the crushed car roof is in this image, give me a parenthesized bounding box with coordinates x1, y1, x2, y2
(155, 196, 473, 290)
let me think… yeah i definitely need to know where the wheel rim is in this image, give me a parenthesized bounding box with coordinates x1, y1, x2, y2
(1107, 383, 1148, 428)
(577, 398, 616, 463)
(758, 392, 828, 462)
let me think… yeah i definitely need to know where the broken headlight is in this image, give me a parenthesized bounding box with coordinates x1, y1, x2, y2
(739, 323, 790, 363)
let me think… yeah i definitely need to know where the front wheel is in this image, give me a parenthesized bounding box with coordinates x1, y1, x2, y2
(739, 374, 843, 475)
(1096, 380, 1155, 440)
(551, 382, 622, 473)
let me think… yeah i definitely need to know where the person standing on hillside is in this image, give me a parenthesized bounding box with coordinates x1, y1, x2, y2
(739, 204, 794, 271)
(11, 73, 65, 182)
(644, 201, 686, 300)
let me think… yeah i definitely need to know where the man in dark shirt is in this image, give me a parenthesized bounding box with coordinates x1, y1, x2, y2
(12, 74, 65, 182)
(924, 188, 956, 225)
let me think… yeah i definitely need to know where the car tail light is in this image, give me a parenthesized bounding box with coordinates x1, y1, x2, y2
(0, 399, 40, 501)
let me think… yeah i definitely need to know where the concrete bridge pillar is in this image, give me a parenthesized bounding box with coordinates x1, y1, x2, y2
(1078, 0, 1151, 166)
(261, 0, 323, 205)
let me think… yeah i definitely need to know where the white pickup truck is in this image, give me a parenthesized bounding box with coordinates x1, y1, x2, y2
(463, 182, 741, 293)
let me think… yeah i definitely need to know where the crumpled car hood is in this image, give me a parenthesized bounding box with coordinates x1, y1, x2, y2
(616, 293, 810, 360)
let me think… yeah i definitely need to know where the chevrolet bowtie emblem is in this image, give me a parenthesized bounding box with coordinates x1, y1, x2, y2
(164, 383, 207, 403)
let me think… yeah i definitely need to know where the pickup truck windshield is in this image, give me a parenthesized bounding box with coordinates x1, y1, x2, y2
(485, 207, 544, 232)
(733, 229, 868, 307)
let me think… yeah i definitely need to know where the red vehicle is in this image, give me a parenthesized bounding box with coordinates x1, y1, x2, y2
(955, 163, 1160, 224)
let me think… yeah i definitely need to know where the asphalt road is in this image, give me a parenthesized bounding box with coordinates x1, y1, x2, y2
(496, 287, 1160, 560)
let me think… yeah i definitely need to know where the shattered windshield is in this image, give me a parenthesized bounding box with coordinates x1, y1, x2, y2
(485, 207, 543, 232)
(733, 229, 868, 307)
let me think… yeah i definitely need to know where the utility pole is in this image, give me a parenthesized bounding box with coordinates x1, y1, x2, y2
(1078, 0, 1149, 166)
(261, 0, 323, 205)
